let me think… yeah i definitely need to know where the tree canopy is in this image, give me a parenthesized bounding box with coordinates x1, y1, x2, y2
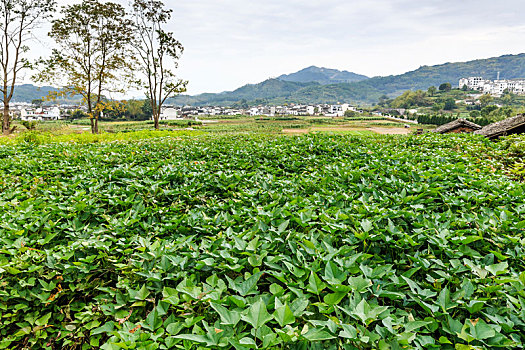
(34, 0, 134, 133)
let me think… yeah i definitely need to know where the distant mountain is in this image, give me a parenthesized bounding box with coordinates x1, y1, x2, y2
(172, 79, 320, 106)
(10, 84, 57, 103)
(171, 53, 525, 106)
(277, 66, 368, 84)
(9, 84, 83, 104)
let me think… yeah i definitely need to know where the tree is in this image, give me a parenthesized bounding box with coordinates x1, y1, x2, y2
(390, 90, 430, 109)
(70, 109, 88, 120)
(470, 110, 480, 118)
(501, 91, 513, 105)
(141, 99, 153, 120)
(344, 110, 358, 118)
(34, 0, 134, 134)
(32, 98, 44, 107)
(131, 0, 187, 129)
(123, 99, 148, 120)
(427, 86, 437, 97)
(439, 83, 452, 92)
(0, 0, 56, 135)
(443, 98, 456, 110)
(479, 94, 493, 108)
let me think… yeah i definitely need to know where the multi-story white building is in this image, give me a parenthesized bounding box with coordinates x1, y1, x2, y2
(459, 77, 486, 90)
(459, 77, 525, 96)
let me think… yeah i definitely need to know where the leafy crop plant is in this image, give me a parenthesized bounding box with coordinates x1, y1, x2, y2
(0, 133, 524, 349)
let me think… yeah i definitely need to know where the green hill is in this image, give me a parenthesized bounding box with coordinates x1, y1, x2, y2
(171, 79, 320, 106)
(354, 53, 525, 97)
(278, 66, 368, 84)
(9, 84, 82, 104)
(10, 84, 56, 102)
(172, 53, 525, 106)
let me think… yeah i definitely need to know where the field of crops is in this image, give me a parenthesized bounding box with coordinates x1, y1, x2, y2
(1, 133, 525, 349)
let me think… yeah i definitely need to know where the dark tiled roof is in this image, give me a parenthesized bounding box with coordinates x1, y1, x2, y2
(474, 114, 525, 138)
(433, 118, 482, 134)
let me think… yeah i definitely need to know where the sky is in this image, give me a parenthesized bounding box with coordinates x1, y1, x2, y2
(35, 0, 525, 95)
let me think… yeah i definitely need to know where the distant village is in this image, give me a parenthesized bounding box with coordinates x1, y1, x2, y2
(12, 102, 366, 121)
(459, 76, 525, 96)
(157, 104, 361, 120)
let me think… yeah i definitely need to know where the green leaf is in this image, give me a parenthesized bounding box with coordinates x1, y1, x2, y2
(323, 292, 348, 306)
(339, 324, 358, 339)
(439, 336, 453, 344)
(241, 299, 273, 329)
(174, 334, 210, 344)
(468, 319, 496, 340)
(162, 286, 180, 305)
(465, 300, 485, 314)
(303, 327, 336, 341)
(360, 219, 373, 233)
(35, 313, 52, 327)
(143, 308, 162, 331)
(347, 276, 372, 292)
(176, 278, 203, 299)
(273, 304, 295, 327)
(133, 284, 150, 301)
(437, 287, 458, 313)
(404, 320, 431, 333)
(166, 322, 183, 335)
(210, 302, 242, 326)
(486, 262, 508, 276)
(277, 220, 289, 233)
(91, 322, 115, 335)
(340, 299, 389, 325)
(227, 272, 263, 296)
(324, 261, 347, 284)
(307, 271, 326, 295)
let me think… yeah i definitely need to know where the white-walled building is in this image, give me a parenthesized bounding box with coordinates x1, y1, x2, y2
(20, 107, 61, 121)
(459, 77, 485, 90)
(459, 77, 525, 96)
(158, 107, 182, 120)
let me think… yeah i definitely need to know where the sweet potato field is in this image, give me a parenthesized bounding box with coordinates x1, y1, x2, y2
(1, 134, 524, 349)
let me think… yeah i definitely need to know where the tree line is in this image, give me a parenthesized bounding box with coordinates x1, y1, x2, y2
(1, 0, 187, 135)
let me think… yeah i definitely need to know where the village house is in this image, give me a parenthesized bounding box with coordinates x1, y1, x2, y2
(20, 107, 62, 121)
(158, 106, 182, 120)
(432, 118, 482, 134)
(475, 114, 525, 139)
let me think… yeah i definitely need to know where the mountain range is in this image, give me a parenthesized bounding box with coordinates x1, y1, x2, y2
(8, 53, 525, 105)
(169, 53, 525, 106)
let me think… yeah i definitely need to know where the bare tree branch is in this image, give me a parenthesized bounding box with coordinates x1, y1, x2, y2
(131, 0, 187, 130)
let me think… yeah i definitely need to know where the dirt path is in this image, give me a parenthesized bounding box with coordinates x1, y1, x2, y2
(282, 129, 309, 134)
(368, 127, 412, 135)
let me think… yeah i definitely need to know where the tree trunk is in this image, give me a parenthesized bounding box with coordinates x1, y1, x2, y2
(90, 116, 95, 134)
(154, 113, 159, 130)
(152, 101, 159, 130)
(94, 117, 99, 134)
(2, 103, 10, 136)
